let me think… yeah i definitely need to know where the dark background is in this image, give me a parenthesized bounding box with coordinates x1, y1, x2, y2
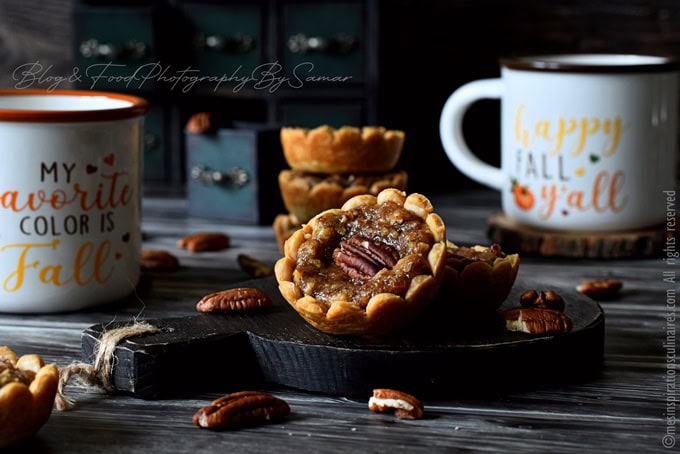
(1, 0, 679, 195)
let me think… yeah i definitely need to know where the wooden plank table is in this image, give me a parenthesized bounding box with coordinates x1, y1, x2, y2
(1, 190, 676, 453)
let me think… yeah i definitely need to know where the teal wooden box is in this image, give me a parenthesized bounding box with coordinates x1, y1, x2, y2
(185, 126, 285, 224)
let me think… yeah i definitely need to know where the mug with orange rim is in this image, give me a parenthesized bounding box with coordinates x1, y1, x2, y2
(0, 89, 148, 313)
(440, 53, 679, 232)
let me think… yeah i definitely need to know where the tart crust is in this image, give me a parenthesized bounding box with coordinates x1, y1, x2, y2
(0, 346, 59, 448)
(275, 188, 446, 335)
(278, 169, 408, 223)
(280, 125, 405, 174)
(437, 241, 520, 315)
(273, 212, 303, 253)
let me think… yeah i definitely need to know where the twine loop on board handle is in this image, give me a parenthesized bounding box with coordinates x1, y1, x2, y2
(55, 321, 160, 411)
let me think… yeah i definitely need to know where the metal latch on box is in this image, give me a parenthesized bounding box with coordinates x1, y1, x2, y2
(191, 165, 249, 187)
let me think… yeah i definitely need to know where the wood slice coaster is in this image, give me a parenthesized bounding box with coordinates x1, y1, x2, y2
(487, 212, 668, 259)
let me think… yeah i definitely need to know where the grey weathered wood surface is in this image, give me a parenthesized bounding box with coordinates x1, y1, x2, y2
(1, 190, 677, 453)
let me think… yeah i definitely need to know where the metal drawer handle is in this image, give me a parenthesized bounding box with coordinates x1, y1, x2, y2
(191, 165, 249, 188)
(287, 33, 357, 54)
(79, 39, 149, 60)
(197, 33, 255, 53)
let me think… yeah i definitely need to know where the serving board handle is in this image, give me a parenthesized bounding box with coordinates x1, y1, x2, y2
(82, 315, 260, 399)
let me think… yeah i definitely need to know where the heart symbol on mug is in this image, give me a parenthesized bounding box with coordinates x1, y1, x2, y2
(122, 233, 130, 243)
(86, 164, 98, 174)
(103, 154, 115, 166)
(115, 252, 122, 260)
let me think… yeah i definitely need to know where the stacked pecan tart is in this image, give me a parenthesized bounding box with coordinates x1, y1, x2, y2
(273, 125, 408, 251)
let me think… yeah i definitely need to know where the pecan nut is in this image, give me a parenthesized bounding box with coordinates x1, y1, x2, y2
(178, 232, 230, 252)
(333, 236, 399, 283)
(237, 254, 274, 278)
(368, 388, 424, 420)
(141, 249, 180, 272)
(520, 289, 565, 312)
(186, 112, 213, 134)
(502, 307, 573, 335)
(196, 287, 272, 313)
(577, 279, 623, 300)
(192, 391, 290, 429)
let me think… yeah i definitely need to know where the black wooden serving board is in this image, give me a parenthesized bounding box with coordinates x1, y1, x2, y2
(82, 276, 604, 399)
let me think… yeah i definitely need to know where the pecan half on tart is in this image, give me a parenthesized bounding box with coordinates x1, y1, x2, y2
(274, 189, 447, 335)
(0, 346, 59, 448)
(436, 242, 520, 316)
(280, 125, 405, 174)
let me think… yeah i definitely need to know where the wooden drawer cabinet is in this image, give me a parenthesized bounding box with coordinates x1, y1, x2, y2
(73, 0, 378, 198)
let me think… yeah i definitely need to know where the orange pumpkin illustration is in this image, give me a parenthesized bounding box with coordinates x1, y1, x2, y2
(511, 181, 535, 210)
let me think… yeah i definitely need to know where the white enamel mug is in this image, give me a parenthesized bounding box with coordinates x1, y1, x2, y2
(0, 90, 148, 313)
(440, 54, 679, 231)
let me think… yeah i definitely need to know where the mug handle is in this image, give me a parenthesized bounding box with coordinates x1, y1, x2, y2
(439, 78, 505, 191)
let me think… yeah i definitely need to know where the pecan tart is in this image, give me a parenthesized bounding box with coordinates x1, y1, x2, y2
(279, 169, 408, 223)
(280, 125, 405, 174)
(274, 188, 447, 335)
(0, 346, 59, 448)
(436, 242, 520, 316)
